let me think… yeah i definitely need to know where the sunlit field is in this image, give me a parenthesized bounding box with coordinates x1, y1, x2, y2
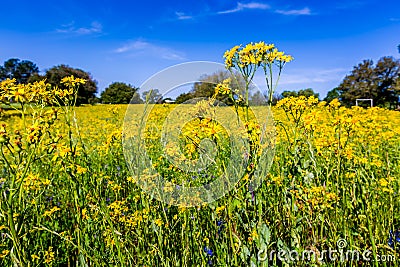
(1, 80, 399, 266)
(1, 41, 400, 266)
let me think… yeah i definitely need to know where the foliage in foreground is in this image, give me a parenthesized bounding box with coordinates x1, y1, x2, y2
(0, 82, 399, 266)
(0, 42, 399, 266)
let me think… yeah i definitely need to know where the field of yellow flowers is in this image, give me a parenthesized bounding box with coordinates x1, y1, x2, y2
(0, 42, 399, 266)
(0, 82, 399, 266)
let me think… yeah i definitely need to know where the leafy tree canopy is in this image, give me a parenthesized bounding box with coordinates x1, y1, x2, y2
(142, 89, 162, 104)
(0, 58, 39, 84)
(323, 87, 342, 103)
(44, 65, 98, 105)
(281, 88, 319, 99)
(337, 57, 400, 107)
(175, 70, 247, 105)
(101, 82, 142, 104)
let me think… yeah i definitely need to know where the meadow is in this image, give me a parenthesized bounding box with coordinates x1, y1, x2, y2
(0, 42, 400, 266)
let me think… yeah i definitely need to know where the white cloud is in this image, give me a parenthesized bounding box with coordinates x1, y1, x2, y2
(57, 21, 102, 35)
(114, 40, 186, 61)
(275, 7, 311, 15)
(175, 12, 193, 20)
(218, 2, 270, 14)
(115, 40, 148, 53)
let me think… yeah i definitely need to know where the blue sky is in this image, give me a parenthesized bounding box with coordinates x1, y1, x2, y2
(1, 0, 399, 98)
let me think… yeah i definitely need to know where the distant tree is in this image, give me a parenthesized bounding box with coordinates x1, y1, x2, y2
(0, 58, 39, 84)
(175, 92, 193, 104)
(249, 91, 267, 106)
(338, 57, 400, 107)
(101, 82, 141, 104)
(45, 65, 98, 105)
(299, 88, 319, 99)
(281, 90, 298, 98)
(271, 92, 283, 105)
(88, 97, 100, 105)
(281, 88, 319, 99)
(324, 87, 342, 103)
(142, 89, 162, 104)
(130, 92, 143, 104)
(174, 70, 247, 105)
(27, 73, 45, 83)
(193, 71, 247, 105)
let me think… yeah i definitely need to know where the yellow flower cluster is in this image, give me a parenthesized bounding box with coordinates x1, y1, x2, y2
(0, 76, 86, 106)
(60, 76, 86, 87)
(244, 120, 262, 144)
(0, 79, 53, 104)
(214, 78, 231, 95)
(0, 249, 10, 259)
(215, 205, 225, 215)
(22, 173, 51, 191)
(276, 95, 319, 113)
(290, 186, 339, 213)
(108, 200, 129, 219)
(44, 246, 55, 264)
(223, 41, 293, 69)
(43, 206, 61, 218)
(180, 117, 226, 159)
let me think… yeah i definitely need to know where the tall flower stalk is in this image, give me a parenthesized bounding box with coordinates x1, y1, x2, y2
(213, 42, 293, 264)
(0, 76, 86, 266)
(223, 41, 293, 107)
(215, 41, 293, 181)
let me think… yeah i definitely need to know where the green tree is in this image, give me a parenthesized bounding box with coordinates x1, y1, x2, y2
(193, 71, 247, 105)
(175, 92, 193, 104)
(281, 90, 298, 98)
(130, 92, 143, 104)
(281, 88, 319, 99)
(142, 89, 162, 104)
(45, 65, 98, 105)
(27, 73, 45, 83)
(174, 70, 247, 105)
(324, 87, 342, 102)
(101, 82, 141, 104)
(0, 58, 39, 84)
(338, 57, 400, 107)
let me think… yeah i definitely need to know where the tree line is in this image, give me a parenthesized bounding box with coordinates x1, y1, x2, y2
(325, 56, 399, 108)
(1, 52, 399, 108)
(174, 55, 399, 108)
(0, 58, 165, 105)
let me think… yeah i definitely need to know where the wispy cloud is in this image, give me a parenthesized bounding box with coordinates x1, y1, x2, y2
(114, 40, 186, 61)
(57, 21, 102, 35)
(275, 7, 311, 16)
(115, 40, 148, 53)
(218, 2, 270, 14)
(172, 3, 311, 22)
(175, 12, 193, 20)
